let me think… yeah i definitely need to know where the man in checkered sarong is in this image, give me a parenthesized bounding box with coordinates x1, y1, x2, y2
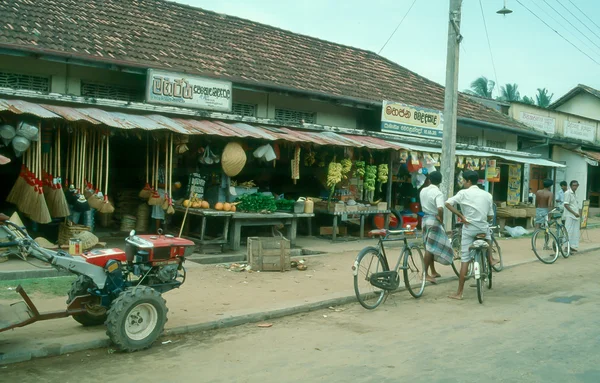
(419, 171, 453, 284)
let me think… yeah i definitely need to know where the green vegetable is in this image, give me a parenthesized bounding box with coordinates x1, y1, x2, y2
(275, 199, 295, 211)
(236, 193, 277, 213)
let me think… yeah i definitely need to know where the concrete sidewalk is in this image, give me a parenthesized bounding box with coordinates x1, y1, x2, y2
(1, 227, 599, 365)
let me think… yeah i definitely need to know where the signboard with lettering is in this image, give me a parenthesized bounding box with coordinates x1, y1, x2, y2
(581, 200, 590, 229)
(519, 112, 556, 135)
(381, 100, 443, 139)
(146, 69, 232, 112)
(563, 121, 595, 142)
(507, 164, 521, 206)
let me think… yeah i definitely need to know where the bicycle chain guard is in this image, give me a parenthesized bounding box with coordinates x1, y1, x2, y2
(369, 271, 400, 291)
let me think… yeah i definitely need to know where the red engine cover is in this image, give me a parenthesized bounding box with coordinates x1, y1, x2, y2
(81, 248, 127, 267)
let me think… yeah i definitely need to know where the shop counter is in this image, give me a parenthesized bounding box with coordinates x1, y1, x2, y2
(314, 209, 391, 241)
(229, 212, 314, 251)
(175, 207, 234, 251)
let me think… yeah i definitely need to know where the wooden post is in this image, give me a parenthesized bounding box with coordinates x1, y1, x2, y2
(384, 151, 393, 229)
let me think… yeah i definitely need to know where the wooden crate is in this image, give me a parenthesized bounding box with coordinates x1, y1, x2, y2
(247, 237, 291, 272)
(314, 201, 345, 213)
(319, 226, 348, 236)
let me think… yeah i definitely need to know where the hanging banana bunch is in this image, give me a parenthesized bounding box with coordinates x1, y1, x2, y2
(340, 158, 352, 179)
(377, 164, 389, 192)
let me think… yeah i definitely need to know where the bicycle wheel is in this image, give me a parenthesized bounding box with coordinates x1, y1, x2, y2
(451, 235, 473, 279)
(485, 251, 493, 289)
(491, 236, 503, 272)
(475, 251, 484, 304)
(403, 245, 426, 299)
(531, 230, 559, 264)
(353, 247, 388, 310)
(556, 224, 571, 258)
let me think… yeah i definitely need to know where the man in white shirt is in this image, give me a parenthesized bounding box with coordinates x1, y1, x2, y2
(555, 181, 568, 224)
(445, 170, 498, 300)
(419, 171, 453, 284)
(563, 180, 581, 252)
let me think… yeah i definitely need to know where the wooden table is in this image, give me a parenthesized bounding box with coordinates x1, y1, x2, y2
(175, 206, 234, 250)
(229, 212, 315, 251)
(314, 209, 391, 241)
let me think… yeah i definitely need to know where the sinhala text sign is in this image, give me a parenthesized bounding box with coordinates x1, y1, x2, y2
(146, 69, 232, 112)
(381, 100, 443, 139)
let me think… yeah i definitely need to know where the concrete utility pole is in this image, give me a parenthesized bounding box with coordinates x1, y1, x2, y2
(441, 0, 462, 229)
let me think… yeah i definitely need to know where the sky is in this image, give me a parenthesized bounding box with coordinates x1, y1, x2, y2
(175, 0, 600, 102)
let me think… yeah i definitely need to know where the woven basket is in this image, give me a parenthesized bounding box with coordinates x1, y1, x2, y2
(58, 222, 91, 246)
(120, 214, 137, 232)
(221, 142, 246, 177)
(97, 212, 113, 228)
(135, 203, 150, 232)
(74, 231, 99, 250)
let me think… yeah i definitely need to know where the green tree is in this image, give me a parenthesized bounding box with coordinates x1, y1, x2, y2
(498, 83, 521, 101)
(522, 96, 535, 105)
(464, 76, 495, 98)
(536, 88, 554, 108)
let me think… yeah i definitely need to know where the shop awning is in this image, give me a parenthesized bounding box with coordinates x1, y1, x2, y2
(580, 150, 600, 166)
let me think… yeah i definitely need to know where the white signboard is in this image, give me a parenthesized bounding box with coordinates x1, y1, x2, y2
(519, 112, 556, 135)
(381, 100, 443, 139)
(564, 121, 595, 142)
(146, 69, 232, 112)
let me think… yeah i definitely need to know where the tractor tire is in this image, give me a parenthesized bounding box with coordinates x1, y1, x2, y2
(105, 286, 168, 352)
(67, 275, 107, 326)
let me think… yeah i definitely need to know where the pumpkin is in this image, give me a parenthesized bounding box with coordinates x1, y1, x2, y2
(230, 205, 236, 212)
(201, 201, 209, 209)
(215, 202, 224, 211)
(183, 199, 191, 207)
(223, 202, 232, 211)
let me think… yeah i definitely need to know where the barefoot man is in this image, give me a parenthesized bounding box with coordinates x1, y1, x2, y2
(419, 171, 453, 284)
(445, 170, 498, 300)
(535, 179, 554, 229)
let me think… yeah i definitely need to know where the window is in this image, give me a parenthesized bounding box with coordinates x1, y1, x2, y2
(0, 71, 50, 92)
(81, 81, 142, 102)
(232, 103, 257, 117)
(486, 140, 507, 149)
(274, 108, 316, 124)
(456, 135, 479, 146)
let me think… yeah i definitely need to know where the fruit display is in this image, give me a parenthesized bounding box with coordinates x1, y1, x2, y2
(326, 162, 343, 189)
(340, 158, 352, 179)
(354, 161, 365, 177)
(377, 164, 389, 192)
(183, 195, 210, 209)
(231, 180, 256, 188)
(304, 151, 316, 167)
(364, 165, 377, 202)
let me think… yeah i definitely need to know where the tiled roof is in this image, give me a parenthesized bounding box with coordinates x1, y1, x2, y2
(0, 0, 536, 134)
(550, 84, 600, 109)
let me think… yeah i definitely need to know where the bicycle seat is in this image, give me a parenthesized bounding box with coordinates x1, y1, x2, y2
(368, 229, 388, 238)
(470, 239, 489, 250)
(475, 233, 487, 239)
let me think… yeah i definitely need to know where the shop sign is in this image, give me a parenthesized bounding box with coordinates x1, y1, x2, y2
(519, 112, 556, 135)
(485, 160, 500, 182)
(381, 100, 443, 139)
(581, 200, 590, 229)
(507, 164, 521, 206)
(563, 121, 596, 142)
(146, 69, 232, 112)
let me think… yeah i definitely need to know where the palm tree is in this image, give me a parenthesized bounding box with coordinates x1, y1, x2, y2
(498, 83, 521, 102)
(464, 76, 495, 98)
(535, 88, 554, 108)
(522, 96, 535, 105)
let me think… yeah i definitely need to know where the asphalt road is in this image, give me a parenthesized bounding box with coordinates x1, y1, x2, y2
(3, 250, 600, 383)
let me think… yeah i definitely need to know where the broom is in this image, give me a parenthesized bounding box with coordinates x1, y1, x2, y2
(88, 131, 103, 210)
(84, 129, 95, 199)
(148, 136, 163, 206)
(74, 128, 90, 213)
(139, 133, 152, 199)
(18, 147, 36, 216)
(162, 135, 170, 211)
(29, 132, 52, 224)
(98, 131, 115, 214)
(167, 133, 175, 215)
(51, 127, 70, 217)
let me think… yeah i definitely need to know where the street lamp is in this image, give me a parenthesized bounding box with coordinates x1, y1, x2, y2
(497, 0, 513, 15)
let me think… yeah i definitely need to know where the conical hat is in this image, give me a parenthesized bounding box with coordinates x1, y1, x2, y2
(34, 237, 58, 249)
(221, 142, 246, 177)
(9, 212, 24, 228)
(74, 231, 99, 250)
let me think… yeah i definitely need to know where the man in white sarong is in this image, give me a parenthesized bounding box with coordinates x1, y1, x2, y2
(563, 180, 581, 252)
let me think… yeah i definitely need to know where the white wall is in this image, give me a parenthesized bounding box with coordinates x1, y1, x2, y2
(555, 92, 600, 122)
(552, 146, 588, 205)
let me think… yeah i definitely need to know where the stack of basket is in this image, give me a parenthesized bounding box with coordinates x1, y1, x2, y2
(119, 214, 137, 232)
(58, 222, 91, 246)
(135, 203, 150, 233)
(115, 189, 141, 219)
(97, 195, 115, 228)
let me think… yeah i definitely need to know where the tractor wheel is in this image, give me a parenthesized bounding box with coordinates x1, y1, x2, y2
(67, 275, 107, 326)
(105, 286, 168, 352)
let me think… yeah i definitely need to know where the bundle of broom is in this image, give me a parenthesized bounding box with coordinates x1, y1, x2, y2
(147, 135, 164, 206)
(139, 133, 152, 199)
(71, 127, 91, 214)
(97, 130, 115, 214)
(44, 127, 69, 218)
(6, 145, 33, 211)
(166, 133, 175, 215)
(27, 129, 52, 224)
(87, 129, 104, 210)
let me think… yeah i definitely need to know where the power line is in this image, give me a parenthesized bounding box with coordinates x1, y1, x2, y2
(543, 0, 600, 53)
(568, 0, 600, 33)
(558, 0, 600, 43)
(478, 0, 499, 96)
(515, 0, 600, 66)
(378, 0, 419, 55)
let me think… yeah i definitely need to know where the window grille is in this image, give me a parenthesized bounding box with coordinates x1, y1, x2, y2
(486, 140, 507, 149)
(232, 103, 257, 117)
(274, 108, 316, 124)
(81, 81, 142, 102)
(0, 71, 50, 92)
(456, 135, 479, 146)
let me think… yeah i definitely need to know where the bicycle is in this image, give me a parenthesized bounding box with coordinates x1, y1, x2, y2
(469, 233, 493, 304)
(451, 223, 503, 279)
(352, 228, 426, 310)
(531, 208, 570, 264)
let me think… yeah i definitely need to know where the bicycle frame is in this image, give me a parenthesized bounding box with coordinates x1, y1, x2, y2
(377, 233, 416, 273)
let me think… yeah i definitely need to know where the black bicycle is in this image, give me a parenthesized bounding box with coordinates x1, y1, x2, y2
(531, 208, 570, 264)
(352, 228, 426, 310)
(451, 223, 503, 278)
